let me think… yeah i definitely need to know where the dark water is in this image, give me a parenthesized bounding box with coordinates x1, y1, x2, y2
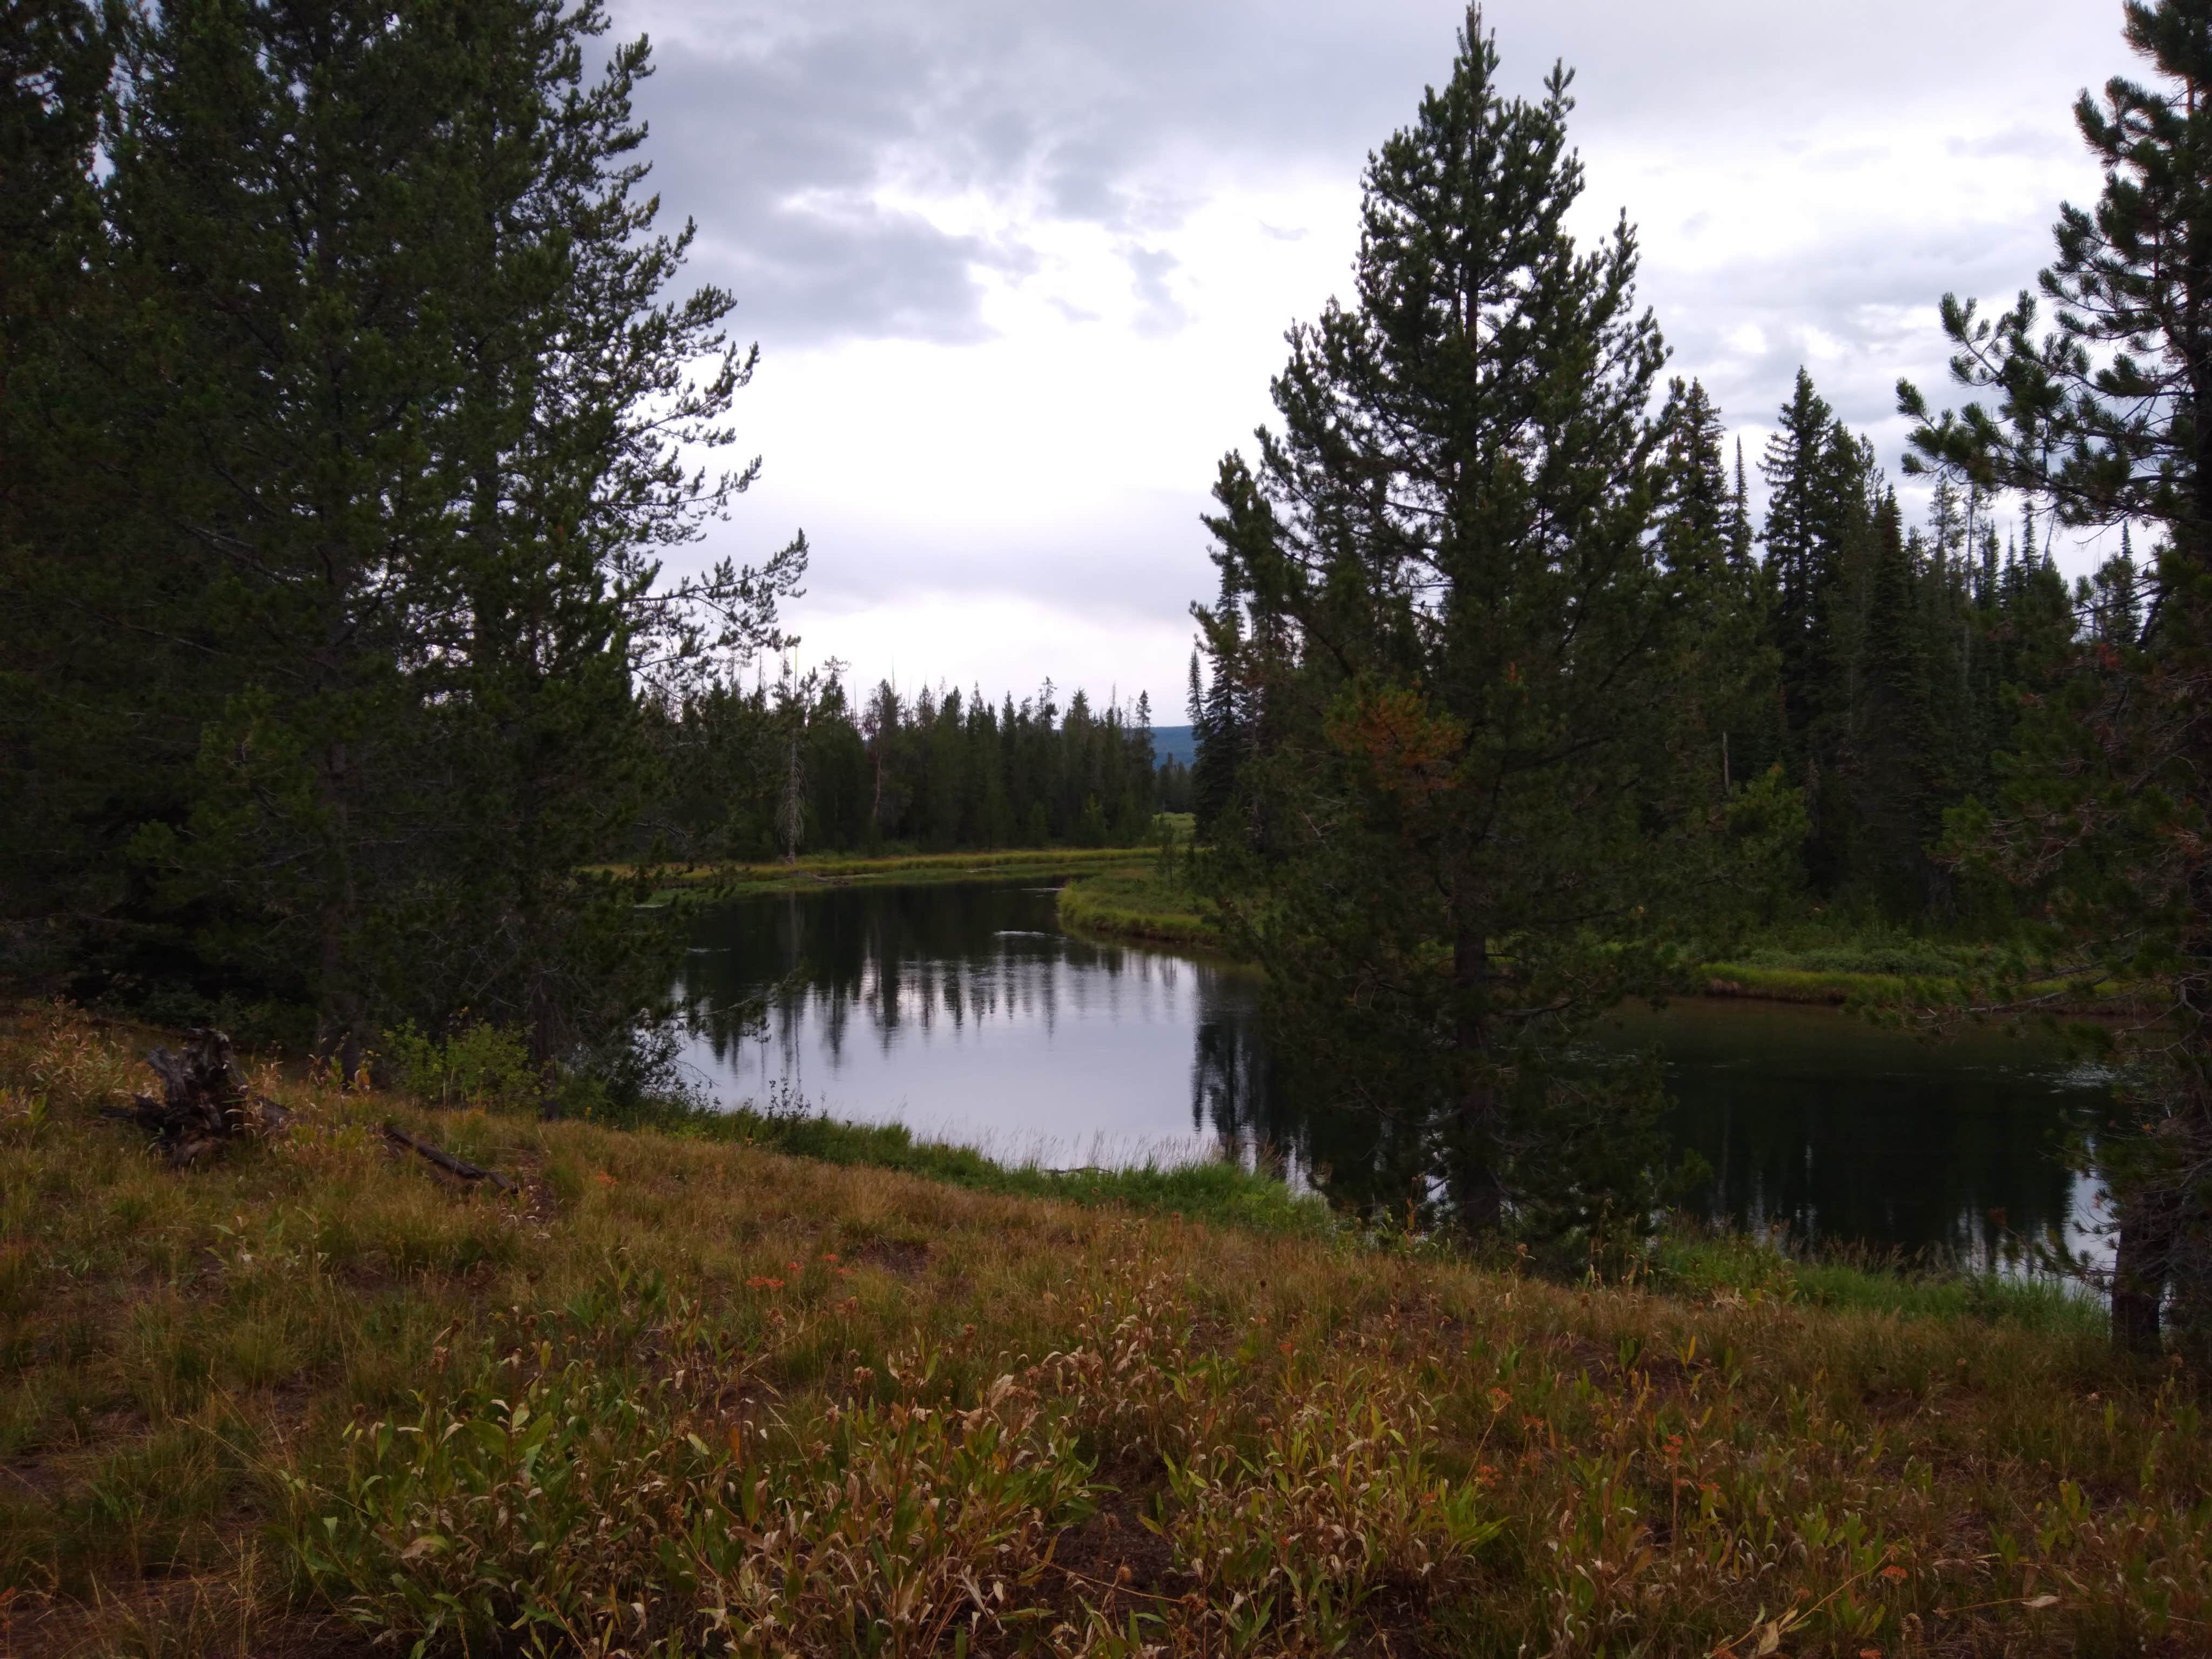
(676, 881, 2110, 1264)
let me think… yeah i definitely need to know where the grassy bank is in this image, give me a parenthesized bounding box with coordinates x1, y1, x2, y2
(1055, 872, 2152, 1011)
(609, 1090, 1331, 1240)
(1055, 866, 1223, 951)
(4, 1005, 2207, 1657)
(606, 846, 1155, 901)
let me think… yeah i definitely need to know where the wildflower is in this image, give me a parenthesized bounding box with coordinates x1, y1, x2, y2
(592, 1171, 616, 1186)
(1487, 1387, 1512, 1415)
(746, 1276, 785, 1291)
(1880, 1565, 1908, 1583)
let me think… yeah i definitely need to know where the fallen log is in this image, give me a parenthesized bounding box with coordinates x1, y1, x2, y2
(104, 1028, 290, 1166)
(381, 1122, 517, 1192)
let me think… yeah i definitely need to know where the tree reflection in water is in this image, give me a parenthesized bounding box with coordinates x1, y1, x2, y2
(678, 884, 2108, 1265)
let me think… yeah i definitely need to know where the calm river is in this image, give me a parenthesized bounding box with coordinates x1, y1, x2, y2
(675, 881, 2112, 1265)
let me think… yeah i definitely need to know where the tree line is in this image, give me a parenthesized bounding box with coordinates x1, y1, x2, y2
(643, 675, 1169, 860)
(1191, 366, 2123, 929)
(1184, 0, 2211, 1357)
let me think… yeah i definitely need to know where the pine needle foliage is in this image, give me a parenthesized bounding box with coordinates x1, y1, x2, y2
(1191, 8, 1742, 1256)
(1900, 0, 2212, 1358)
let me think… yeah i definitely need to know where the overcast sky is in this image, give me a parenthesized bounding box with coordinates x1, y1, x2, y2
(611, 0, 2125, 716)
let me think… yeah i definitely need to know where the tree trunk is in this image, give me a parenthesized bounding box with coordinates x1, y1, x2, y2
(1454, 902, 1506, 1234)
(2112, 1204, 2166, 1357)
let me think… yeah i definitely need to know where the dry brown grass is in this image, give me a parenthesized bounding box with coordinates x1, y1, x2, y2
(0, 1001, 2206, 1657)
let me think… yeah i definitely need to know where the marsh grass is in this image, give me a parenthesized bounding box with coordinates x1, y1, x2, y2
(1, 1002, 2208, 1656)
(1055, 871, 1220, 952)
(1054, 881, 2155, 1015)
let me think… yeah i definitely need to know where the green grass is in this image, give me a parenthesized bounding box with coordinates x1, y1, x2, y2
(1055, 875, 2157, 1013)
(1655, 1230, 2108, 1335)
(5, 1002, 2207, 1657)
(595, 1090, 1334, 1239)
(618, 845, 1155, 900)
(1055, 865, 1223, 949)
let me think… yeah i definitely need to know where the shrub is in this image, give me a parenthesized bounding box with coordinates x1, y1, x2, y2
(379, 1021, 537, 1110)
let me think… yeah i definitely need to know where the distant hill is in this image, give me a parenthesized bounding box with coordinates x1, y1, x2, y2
(1149, 724, 1196, 768)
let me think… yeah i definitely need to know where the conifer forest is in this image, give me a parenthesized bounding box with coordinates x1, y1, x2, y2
(9, 9, 2212, 1640)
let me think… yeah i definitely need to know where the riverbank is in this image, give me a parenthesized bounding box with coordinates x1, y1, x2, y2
(1054, 863, 1218, 949)
(4, 1003, 2202, 1656)
(1057, 870, 2150, 1011)
(612, 845, 1155, 900)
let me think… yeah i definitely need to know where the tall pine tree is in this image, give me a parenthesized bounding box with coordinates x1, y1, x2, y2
(1201, 8, 1705, 1250)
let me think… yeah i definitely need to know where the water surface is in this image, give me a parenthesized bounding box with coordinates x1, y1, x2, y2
(676, 881, 2109, 1264)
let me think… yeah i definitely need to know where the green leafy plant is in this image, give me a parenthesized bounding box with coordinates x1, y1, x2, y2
(378, 1021, 537, 1111)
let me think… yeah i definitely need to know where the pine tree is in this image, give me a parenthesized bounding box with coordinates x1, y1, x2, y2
(1851, 493, 1944, 910)
(1901, 0, 2212, 1355)
(1190, 541, 1247, 839)
(81, 0, 518, 1060)
(1202, 8, 1697, 1249)
(1758, 369, 1881, 891)
(5, 1, 799, 1080)
(0, 1, 129, 972)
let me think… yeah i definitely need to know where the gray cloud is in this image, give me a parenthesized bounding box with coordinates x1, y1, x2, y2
(617, 0, 1446, 346)
(622, 1, 2115, 358)
(1126, 247, 1188, 338)
(620, 0, 2132, 701)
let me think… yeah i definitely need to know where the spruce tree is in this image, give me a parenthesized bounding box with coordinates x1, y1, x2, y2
(1760, 369, 1879, 891)
(1851, 494, 1944, 910)
(1656, 380, 1777, 792)
(1191, 480, 1255, 841)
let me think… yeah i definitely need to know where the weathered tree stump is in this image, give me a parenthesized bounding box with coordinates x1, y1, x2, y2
(106, 1028, 289, 1166)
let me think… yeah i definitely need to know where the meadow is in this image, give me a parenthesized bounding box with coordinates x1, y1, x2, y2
(0, 1001, 2203, 1656)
